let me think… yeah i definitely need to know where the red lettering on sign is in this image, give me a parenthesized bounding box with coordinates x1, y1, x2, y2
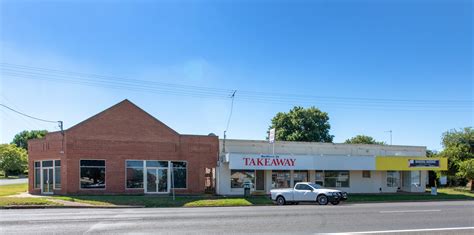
(243, 157, 296, 167)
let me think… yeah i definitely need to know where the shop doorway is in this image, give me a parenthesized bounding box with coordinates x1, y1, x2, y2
(41, 167, 54, 194)
(256, 170, 265, 191)
(145, 168, 168, 193)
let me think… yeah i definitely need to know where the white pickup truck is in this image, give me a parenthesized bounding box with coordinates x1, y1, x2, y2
(271, 182, 348, 205)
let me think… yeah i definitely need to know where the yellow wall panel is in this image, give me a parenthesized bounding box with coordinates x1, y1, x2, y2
(375, 156, 447, 171)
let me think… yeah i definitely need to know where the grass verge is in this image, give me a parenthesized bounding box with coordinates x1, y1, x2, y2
(49, 195, 273, 207)
(348, 188, 474, 203)
(0, 183, 27, 197)
(0, 197, 59, 207)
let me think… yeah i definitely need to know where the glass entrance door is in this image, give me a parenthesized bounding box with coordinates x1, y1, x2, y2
(41, 168, 53, 194)
(146, 168, 168, 193)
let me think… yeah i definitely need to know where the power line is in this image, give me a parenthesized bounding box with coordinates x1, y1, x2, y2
(1, 63, 472, 112)
(0, 104, 58, 123)
(225, 90, 237, 132)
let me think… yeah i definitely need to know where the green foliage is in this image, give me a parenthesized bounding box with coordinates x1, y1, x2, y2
(11, 130, 48, 151)
(269, 106, 333, 142)
(438, 127, 474, 186)
(0, 144, 28, 177)
(344, 135, 385, 145)
(457, 159, 474, 180)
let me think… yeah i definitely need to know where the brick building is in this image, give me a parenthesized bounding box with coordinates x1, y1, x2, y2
(28, 100, 218, 195)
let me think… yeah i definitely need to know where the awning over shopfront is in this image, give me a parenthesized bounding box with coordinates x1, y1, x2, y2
(225, 153, 447, 171)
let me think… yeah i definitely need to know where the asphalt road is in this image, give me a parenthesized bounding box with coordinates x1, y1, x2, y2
(1, 201, 473, 234)
(0, 178, 27, 185)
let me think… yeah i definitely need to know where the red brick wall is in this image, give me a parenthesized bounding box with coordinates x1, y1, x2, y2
(28, 100, 218, 195)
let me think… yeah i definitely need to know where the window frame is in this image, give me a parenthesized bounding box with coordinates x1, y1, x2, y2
(171, 161, 188, 189)
(125, 160, 145, 190)
(53, 160, 61, 189)
(34, 161, 41, 189)
(387, 171, 400, 188)
(271, 170, 291, 189)
(79, 159, 106, 190)
(362, 170, 371, 178)
(230, 169, 255, 189)
(324, 170, 350, 188)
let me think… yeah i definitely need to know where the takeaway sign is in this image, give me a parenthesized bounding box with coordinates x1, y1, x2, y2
(229, 154, 308, 170)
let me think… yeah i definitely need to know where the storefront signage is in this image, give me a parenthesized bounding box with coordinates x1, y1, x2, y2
(409, 159, 439, 168)
(227, 153, 376, 170)
(244, 156, 295, 167)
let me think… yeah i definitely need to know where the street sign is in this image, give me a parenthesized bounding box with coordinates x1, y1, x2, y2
(269, 128, 275, 143)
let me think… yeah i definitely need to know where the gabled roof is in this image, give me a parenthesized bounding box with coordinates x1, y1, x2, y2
(66, 99, 179, 135)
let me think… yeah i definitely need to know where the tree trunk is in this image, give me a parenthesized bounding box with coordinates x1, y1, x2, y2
(470, 179, 474, 192)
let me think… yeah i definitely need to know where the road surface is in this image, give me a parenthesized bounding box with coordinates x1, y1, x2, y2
(0, 178, 27, 186)
(1, 201, 473, 234)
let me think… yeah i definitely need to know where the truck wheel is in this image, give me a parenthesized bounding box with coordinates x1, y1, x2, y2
(330, 200, 340, 205)
(276, 196, 286, 206)
(317, 195, 328, 205)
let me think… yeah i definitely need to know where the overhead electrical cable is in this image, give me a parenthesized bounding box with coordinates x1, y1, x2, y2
(1, 63, 472, 112)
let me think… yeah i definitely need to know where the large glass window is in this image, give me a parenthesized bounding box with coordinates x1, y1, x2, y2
(231, 170, 255, 188)
(315, 170, 324, 186)
(362, 171, 371, 178)
(171, 161, 187, 189)
(34, 161, 40, 189)
(387, 171, 400, 187)
(126, 160, 144, 189)
(324, 171, 350, 188)
(54, 160, 61, 189)
(146, 161, 168, 168)
(271, 170, 291, 188)
(411, 171, 421, 186)
(293, 170, 308, 184)
(80, 160, 106, 189)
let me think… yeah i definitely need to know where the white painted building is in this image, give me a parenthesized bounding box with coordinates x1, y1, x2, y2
(216, 139, 447, 195)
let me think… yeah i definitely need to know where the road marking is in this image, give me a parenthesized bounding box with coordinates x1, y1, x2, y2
(379, 209, 441, 213)
(322, 226, 474, 234)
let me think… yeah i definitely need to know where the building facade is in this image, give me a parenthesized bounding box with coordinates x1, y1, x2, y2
(28, 100, 447, 196)
(216, 139, 447, 195)
(28, 100, 218, 195)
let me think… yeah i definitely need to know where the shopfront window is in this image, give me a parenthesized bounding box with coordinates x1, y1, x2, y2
(324, 171, 350, 188)
(171, 161, 187, 189)
(231, 170, 255, 188)
(34, 161, 40, 189)
(387, 171, 400, 187)
(315, 170, 324, 186)
(126, 160, 144, 189)
(80, 160, 106, 189)
(271, 170, 291, 188)
(293, 170, 308, 184)
(411, 171, 421, 186)
(362, 171, 371, 178)
(54, 160, 61, 189)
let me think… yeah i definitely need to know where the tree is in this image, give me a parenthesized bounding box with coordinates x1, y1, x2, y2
(0, 144, 28, 177)
(457, 159, 474, 191)
(344, 135, 384, 145)
(11, 130, 48, 151)
(269, 106, 333, 142)
(438, 127, 474, 186)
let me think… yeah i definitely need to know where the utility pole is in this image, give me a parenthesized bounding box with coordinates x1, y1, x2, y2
(385, 130, 393, 145)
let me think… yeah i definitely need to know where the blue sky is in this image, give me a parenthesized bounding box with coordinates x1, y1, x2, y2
(0, 0, 472, 151)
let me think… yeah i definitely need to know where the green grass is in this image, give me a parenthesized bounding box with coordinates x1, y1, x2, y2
(49, 195, 273, 207)
(348, 188, 474, 203)
(0, 197, 59, 207)
(0, 183, 28, 196)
